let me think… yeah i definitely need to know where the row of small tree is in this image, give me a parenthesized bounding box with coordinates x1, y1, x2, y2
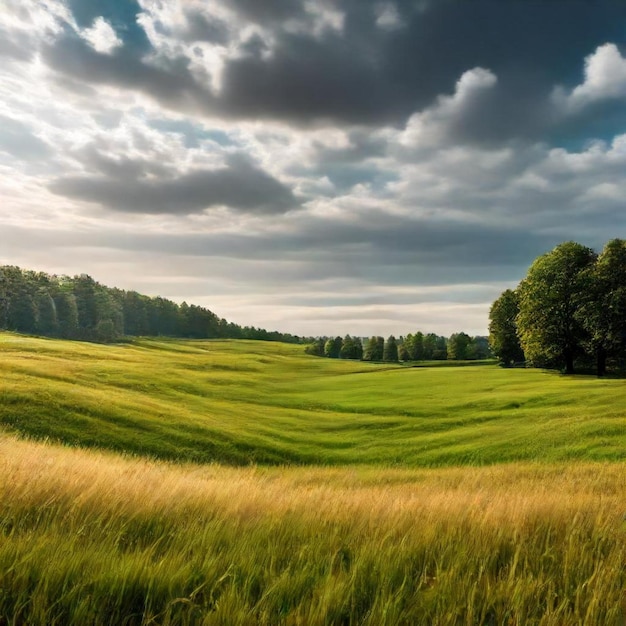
(306, 332, 491, 362)
(489, 239, 626, 375)
(0, 266, 307, 344)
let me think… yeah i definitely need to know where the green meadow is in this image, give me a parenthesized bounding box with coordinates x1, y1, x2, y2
(1, 333, 625, 466)
(1, 332, 626, 625)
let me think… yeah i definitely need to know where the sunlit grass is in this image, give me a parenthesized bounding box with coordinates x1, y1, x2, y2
(1, 332, 625, 466)
(1, 334, 626, 623)
(1, 435, 625, 625)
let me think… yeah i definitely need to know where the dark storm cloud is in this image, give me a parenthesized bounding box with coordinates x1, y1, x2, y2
(38, 0, 626, 143)
(182, 11, 230, 46)
(42, 33, 208, 110)
(0, 211, 556, 290)
(97, 210, 557, 279)
(49, 154, 299, 215)
(226, 0, 306, 25)
(215, 0, 626, 134)
(76, 146, 173, 180)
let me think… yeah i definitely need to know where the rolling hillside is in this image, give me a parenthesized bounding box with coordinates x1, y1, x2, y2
(1, 332, 625, 466)
(1, 333, 626, 624)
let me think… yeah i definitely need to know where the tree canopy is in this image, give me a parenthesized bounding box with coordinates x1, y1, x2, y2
(491, 239, 626, 375)
(488, 289, 524, 366)
(0, 265, 307, 345)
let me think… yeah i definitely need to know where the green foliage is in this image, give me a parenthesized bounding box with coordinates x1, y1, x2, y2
(447, 332, 471, 360)
(489, 289, 524, 365)
(467, 336, 491, 360)
(517, 242, 597, 374)
(579, 239, 626, 375)
(324, 336, 342, 358)
(339, 335, 363, 360)
(304, 338, 325, 356)
(383, 335, 398, 362)
(363, 336, 384, 361)
(0, 265, 307, 345)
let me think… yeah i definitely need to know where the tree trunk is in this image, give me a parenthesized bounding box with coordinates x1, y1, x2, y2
(564, 350, 575, 375)
(597, 347, 607, 377)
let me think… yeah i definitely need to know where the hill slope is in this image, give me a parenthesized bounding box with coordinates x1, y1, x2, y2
(1, 332, 625, 466)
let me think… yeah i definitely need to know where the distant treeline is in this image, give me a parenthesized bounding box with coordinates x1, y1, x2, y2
(305, 332, 491, 362)
(489, 239, 626, 375)
(0, 266, 307, 344)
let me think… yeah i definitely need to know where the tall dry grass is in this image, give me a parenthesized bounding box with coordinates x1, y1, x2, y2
(1, 435, 625, 624)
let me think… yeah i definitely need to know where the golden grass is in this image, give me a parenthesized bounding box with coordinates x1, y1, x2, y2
(1, 434, 625, 625)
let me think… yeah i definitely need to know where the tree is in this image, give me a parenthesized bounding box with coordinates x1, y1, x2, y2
(7, 282, 37, 333)
(363, 336, 384, 361)
(123, 291, 150, 336)
(55, 290, 79, 339)
(324, 336, 342, 358)
(398, 342, 410, 361)
(517, 242, 596, 374)
(340, 335, 363, 360)
(411, 331, 424, 360)
(447, 332, 471, 360)
(36, 289, 58, 336)
(305, 338, 325, 357)
(383, 335, 399, 362)
(468, 336, 491, 360)
(489, 289, 524, 365)
(72, 274, 99, 338)
(579, 239, 626, 375)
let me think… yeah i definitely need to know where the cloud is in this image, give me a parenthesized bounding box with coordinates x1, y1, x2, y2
(27, 0, 626, 141)
(0, 115, 52, 160)
(226, 0, 306, 25)
(181, 11, 230, 45)
(4, 0, 626, 337)
(0, 27, 35, 61)
(554, 43, 626, 113)
(49, 154, 300, 215)
(42, 33, 208, 112)
(81, 17, 122, 54)
(399, 67, 497, 150)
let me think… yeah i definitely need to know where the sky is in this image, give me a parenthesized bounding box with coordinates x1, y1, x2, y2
(2, 1, 626, 338)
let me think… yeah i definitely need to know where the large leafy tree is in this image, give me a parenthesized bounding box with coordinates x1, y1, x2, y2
(517, 242, 596, 374)
(488, 289, 524, 365)
(579, 239, 626, 375)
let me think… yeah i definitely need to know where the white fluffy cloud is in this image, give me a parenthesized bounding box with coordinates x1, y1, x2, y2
(554, 43, 626, 113)
(82, 18, 123, 55)
(399, 67, 497, 150)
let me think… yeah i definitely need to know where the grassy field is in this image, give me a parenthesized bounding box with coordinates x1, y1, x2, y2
(1, 332, 625, 466)
(1, 435, 625, 625)
(1, 332, 626, 624)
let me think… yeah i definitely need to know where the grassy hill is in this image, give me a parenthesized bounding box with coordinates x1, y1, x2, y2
(1, 332, 625, 466)
(2, 333, 626, 624)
